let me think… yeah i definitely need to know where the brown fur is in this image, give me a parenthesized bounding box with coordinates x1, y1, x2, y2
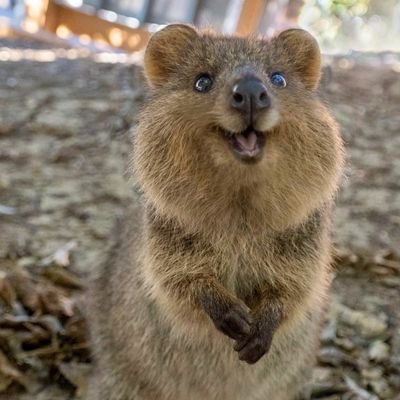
(87, 25, 344, 400)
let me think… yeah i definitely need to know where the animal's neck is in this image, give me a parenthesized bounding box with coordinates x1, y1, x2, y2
(144, 185, 328, 254)
(144, 199, 328, 265)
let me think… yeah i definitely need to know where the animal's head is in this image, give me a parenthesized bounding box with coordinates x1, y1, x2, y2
(135, 25, 343, 233)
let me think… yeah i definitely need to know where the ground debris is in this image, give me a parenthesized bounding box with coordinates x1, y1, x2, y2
(58, 362, 91, 398)
(39, 241, 77, 268)
(343, 375, 379, 400)
(0, 350, 36, 393)
(330, 301, 388, 338)
(0, 265, 89, 395)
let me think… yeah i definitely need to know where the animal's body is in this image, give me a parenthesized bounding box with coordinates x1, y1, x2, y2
(87, 25, 344, 400)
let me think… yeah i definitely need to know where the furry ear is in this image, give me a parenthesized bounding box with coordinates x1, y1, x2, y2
(144, 24, 199, 88)
(275, 29, 321, 90)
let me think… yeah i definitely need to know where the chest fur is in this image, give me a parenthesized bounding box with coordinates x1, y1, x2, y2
(214, 210, 326, 304)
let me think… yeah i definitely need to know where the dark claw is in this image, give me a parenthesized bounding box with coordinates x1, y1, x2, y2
(213, 303, 253, 341)
(234, 336, 249, 352)
(237, 336, 271, 364)
(234, 310, 280, 364)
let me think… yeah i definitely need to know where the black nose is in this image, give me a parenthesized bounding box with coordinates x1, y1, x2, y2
(231, 78, 270, 117)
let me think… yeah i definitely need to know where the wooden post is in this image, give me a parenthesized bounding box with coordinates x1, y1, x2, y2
(42, 0, 59, 32)
(236, 0, 266, 36)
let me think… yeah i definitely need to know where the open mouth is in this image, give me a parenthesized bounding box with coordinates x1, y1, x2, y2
(220, 126, 266, 161)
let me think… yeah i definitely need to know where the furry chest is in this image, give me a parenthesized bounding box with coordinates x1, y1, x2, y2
(216, 249, 276, 306)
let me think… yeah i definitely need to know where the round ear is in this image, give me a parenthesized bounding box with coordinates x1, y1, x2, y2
(144, 24, 199, 88)
(275, 29, 321, 90)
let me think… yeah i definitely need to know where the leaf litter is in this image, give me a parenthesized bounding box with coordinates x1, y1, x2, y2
(0, 257, 90, 397)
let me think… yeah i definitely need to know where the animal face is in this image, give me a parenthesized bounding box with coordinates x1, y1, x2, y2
(143, 25, 322, 165)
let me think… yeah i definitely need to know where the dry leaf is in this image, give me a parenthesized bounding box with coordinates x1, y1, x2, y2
(0, 372, 13, 392)
(7, 271, 41, 313)
(0, 271, 17, 310)
(39, 286, 75, 317)
(0, 350, 32, 392)
(42, 266, 83, 289)
(58, 362, 91, 398)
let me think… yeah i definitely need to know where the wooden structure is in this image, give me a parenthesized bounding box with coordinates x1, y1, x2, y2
(22, 0, 301, 52)
(41, 1, 151, 51)
(236, 0, 265, 36)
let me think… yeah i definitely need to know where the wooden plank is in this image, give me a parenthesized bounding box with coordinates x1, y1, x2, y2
(41, 2, 151, 52)
(236, 0, 266, 36)
(43, 0, 60, 32)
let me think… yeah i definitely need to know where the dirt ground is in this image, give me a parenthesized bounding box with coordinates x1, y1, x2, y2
(0, 38, 399, 399)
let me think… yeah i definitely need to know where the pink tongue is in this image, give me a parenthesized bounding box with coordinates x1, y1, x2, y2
(236, 131, 257, 151)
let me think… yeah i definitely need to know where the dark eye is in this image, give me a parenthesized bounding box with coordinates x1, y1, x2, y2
(270, 72, 286, 88)
(194, 74, 213, 93)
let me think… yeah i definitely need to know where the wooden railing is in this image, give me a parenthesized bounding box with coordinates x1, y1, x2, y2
(22, 0, 300, 52)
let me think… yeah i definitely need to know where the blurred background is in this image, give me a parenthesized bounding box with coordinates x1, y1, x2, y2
(0, 1, 399, 400)
(1, 0, 400, 53)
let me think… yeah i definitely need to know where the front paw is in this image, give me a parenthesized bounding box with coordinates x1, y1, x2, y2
(215, 302, 253, 340)
(234, 329, 273, 364)
(234, 312, 280, 364)
(209, 302, 253, 341)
